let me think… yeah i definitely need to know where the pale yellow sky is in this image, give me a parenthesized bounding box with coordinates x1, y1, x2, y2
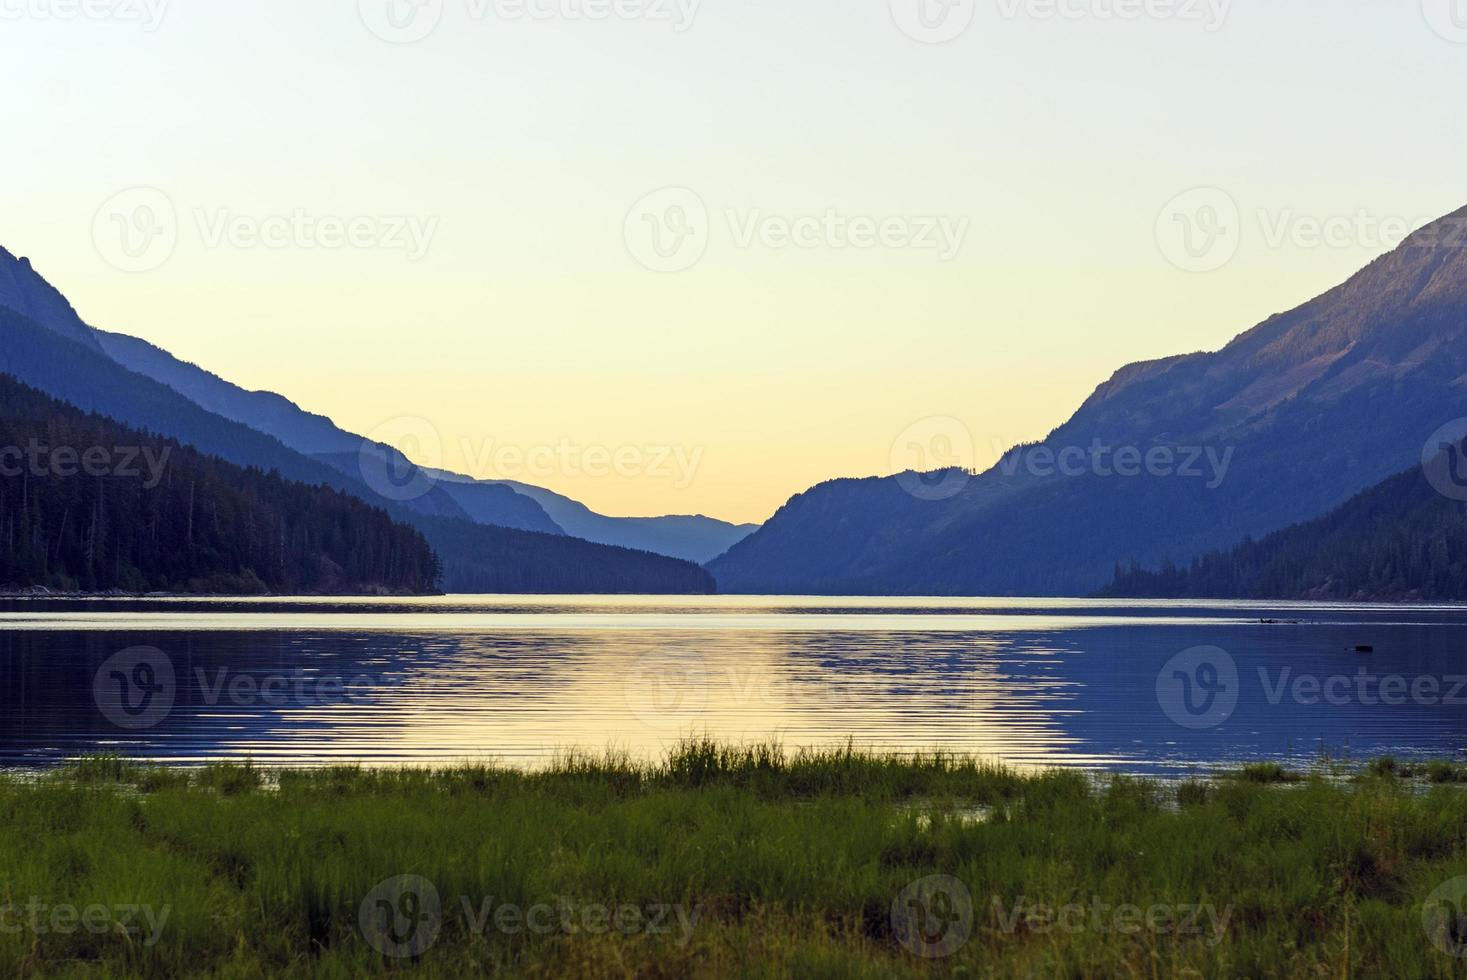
(3, 2, 1465, 524)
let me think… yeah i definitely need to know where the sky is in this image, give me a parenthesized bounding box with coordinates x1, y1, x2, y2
(2, 0, 1465, 525)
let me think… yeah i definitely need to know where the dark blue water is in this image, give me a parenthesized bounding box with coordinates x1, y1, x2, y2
(3, 596, 1466, 773)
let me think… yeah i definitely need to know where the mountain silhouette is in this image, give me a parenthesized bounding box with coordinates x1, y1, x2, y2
(711, 205, 1467, 595)
(0, 299, 713, 594)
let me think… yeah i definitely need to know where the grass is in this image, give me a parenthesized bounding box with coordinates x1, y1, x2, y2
(2, 740, 1467, 977)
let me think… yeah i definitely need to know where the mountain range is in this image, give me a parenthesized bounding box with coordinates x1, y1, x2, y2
(0, 250, 719, 594)
(91, 324, 755, 563)
(710, 206, 1467, 596)
(6, 201, 1467, 599)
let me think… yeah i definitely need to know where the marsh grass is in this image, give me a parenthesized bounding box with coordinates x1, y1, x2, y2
(2, 740, 1467, 977)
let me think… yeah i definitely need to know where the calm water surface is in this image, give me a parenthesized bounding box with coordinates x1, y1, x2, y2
(3, 595, 1467, 773)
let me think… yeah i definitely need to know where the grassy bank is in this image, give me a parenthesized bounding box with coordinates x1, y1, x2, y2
(4, 743, 1467, 978)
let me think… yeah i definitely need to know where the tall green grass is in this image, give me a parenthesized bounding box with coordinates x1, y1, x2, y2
(1, 741, 1466, 977)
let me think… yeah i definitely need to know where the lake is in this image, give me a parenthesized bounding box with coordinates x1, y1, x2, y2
(3, 595, 1467, 773)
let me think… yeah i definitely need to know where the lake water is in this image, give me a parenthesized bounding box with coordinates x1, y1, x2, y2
(3, 595, 1467, 773)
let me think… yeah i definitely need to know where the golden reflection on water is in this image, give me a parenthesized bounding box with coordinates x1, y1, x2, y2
(5, 596, 1465, 771)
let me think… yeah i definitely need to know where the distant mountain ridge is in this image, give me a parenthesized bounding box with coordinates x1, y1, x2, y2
(0, 297, 714, 594)
(711, 205, 1467, 595)
(88, 312, 752, 560)
(431, 473, 759, 565)
(0, 246, 754, 563)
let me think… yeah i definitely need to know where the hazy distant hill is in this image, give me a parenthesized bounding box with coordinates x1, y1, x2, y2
(0, 373, 440, 595)
(434, 474, 759, 565)
(712, 205, 1467, 595)
(1101, 446, 1467, 602)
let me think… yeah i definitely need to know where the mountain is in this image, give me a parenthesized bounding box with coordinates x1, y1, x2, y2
(91, 328, 499, 525)
(0, 247, 104, 353)
(1100, 444, 1467, 602)
(0, 301, 715, 594)
(0, 373, 440, 595)
(711, 205, 1467, 595)
(433, 474, 758, 565)
(91, 318, 753, 559)
(306, 453, 561, 536)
